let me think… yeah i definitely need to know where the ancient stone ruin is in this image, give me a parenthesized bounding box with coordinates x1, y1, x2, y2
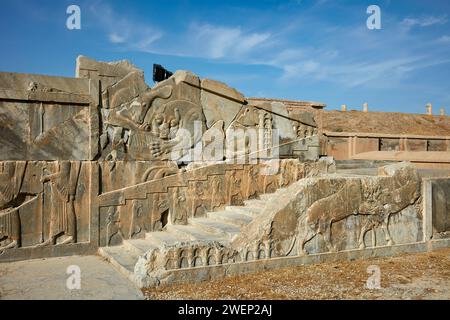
(0, 56, 449, 288)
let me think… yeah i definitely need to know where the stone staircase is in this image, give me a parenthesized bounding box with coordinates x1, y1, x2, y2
(335, 159, 397, 176)
(98, 193, 274, 282)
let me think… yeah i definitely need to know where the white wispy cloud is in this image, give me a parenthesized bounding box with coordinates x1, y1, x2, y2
(108, 33, 126, 44)
(89, 1, 163, 51)
(437, 35, 450, 43)
(189, 23, 271, 59)
(89, 2, 272, 61)
(87, 1, 450, 91)
(401, 15, 448, 28)
(281, 60, 321, 80)
(274, 46, 450, 88)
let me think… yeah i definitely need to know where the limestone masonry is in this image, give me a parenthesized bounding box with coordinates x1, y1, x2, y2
(0, 56, 449, 288)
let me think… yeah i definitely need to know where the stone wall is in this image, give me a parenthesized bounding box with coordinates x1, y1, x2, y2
(73, 56, 321, 162)
(1, 56, 321, 163)
(324, 132, 450, 170)
(233, 162, 423, 256)
(0, 73, 99, 160)
(1, 56, 447, 287)
(431, 179, 450, 237)
(133, 162, 433, 287)
(325, 133, 450, 160)
(0, 158, 332, 261)
(0, 55, 324, 261)
(96, 159, 332, 247)
(0, 161, 96, 260)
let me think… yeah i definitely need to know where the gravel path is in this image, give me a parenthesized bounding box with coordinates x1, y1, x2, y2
(0, 255, 143, 300)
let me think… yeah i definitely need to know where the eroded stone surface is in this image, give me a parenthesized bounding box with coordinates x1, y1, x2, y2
(132, 162, 426, 287)
(0, 56, 448, 293)
(0, 55, 321, 261)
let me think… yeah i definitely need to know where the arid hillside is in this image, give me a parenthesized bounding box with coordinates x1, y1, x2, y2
(319, 110, 450, 136)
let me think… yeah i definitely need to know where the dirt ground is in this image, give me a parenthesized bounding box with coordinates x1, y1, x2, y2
(320, 110, 450, 136)
(144, 248, 450, 300)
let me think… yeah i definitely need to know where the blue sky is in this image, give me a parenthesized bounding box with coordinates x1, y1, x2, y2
(1, 0, 450, 114)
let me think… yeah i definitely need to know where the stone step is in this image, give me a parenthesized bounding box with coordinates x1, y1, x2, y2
(189, 217, 242, 239)
(123, 238, 159, 255)
(165, 224, 230, 243)
(207, 210, 253, 227)
(243, 199, 267, 208)
(98, 186, 285, 287)
(258, 193, 273, 201)
(226, 205, 262, 216)
(336, 168, 378, 176)
(98, 246, 139, 281)
(145, 231, 186, 246)
(335, 160, 395, 170)
(94, 163, 298, 290)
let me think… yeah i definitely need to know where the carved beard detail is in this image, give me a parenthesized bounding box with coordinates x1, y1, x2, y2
(151, 108, 180, 140)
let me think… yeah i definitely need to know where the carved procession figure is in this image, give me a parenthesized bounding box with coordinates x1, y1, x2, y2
(0, 162, 27, 253)
(39, 161, 81, 246)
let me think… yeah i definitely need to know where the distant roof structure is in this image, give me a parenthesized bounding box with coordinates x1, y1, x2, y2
(246, 97, 327, 110)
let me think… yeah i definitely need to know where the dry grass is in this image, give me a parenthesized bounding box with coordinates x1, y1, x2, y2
(144, 248, 450, 300)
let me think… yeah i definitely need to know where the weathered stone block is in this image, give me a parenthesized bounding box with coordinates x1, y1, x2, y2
(200, 78, 244, 130)
(380, 138, 400, 151)
(432, 179, 450, 235)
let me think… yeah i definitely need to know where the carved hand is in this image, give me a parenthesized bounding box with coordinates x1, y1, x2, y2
(138, 122, 151, 131)
(151, 141, 171, 158)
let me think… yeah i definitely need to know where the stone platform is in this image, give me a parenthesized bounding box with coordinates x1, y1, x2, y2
(0, 56, 449, 293)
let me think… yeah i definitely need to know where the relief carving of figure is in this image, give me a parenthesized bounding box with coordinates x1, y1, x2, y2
(129, 200, 145, 238)
(299, 180, 362, 254)
(245, 166, 260, 199)
(104, 85, 173, 132)
(170, 187, 188, 225)
(298, 165, 421, 255)
(38, 161, 81, 246)
(151, 194, 169, 231)
(0, 162, 27, 253)
(189, 181, 208, 217)
(227, 171, 243, 205)
(128, 100, 205, 160)
(102, 85, 173, 160)
(106, 206, 123, 246)
(210, 176, 225, 211)
(357, 170, 421, 248)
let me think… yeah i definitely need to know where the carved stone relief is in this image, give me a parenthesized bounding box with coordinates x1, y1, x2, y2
(227, 162, 422, 260)
(0, 161, 90, 255)
(0, 56, 323, 262)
